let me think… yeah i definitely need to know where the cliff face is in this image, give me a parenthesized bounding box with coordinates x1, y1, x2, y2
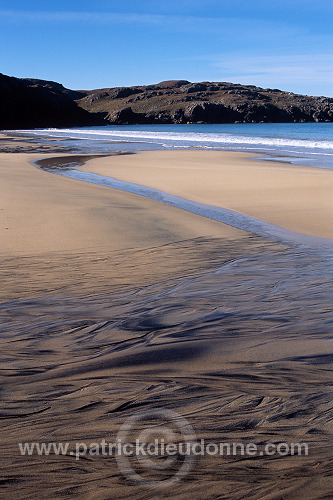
(78, 80, 333, 125)
(0, 73, 101, 129)
(1, 74, 333, 129)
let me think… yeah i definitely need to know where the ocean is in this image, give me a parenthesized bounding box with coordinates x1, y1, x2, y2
(16, 122, 333, 169)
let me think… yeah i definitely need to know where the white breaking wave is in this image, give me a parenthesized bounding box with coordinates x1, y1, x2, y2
(18, 127, 333, 150)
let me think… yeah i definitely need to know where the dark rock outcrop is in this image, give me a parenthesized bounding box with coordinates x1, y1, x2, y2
(1, 73, 332, 129)
(78, 79, 333, 125)
(0, 73, 104, 129)
(106, 107, 148, 125)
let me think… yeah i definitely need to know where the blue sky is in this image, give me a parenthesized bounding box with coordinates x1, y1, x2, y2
(0, 1, 332, 96)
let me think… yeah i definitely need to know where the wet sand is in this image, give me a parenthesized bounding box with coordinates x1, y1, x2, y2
(0, 138, 333, 500)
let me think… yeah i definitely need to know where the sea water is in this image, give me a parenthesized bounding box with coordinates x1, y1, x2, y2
(16, 122, 333, 169)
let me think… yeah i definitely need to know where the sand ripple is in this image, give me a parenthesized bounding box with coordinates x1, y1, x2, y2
(1, 237, 332, 499)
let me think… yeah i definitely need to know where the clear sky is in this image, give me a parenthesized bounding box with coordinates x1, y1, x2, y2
(0, 0, 332, 96)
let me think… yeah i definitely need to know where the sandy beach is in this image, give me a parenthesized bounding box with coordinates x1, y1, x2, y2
(1, 136, 333, 500)
(79, 150, 333, 240)
(1, 152, 242, 256)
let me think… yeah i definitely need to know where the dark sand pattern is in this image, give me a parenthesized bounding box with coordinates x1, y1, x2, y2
(0, 133, 79, 154)
(1, 236, 332, 499)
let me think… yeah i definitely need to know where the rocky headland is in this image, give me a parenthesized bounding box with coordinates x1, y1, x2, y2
(1, 73, 333, 129)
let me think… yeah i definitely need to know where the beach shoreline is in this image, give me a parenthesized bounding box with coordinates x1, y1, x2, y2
(1, 133, 333, 500)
